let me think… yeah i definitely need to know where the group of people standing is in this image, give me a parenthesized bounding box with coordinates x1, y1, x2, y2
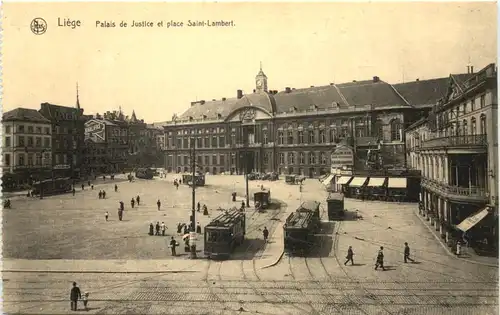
(344, 242, 416, 270)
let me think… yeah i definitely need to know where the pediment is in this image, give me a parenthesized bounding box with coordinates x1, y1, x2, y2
(226, 106, 272, 122)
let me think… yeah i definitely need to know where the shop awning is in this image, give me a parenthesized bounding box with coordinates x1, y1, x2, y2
(322, 174, 335, 186)
(456, 208, 489, 232)
(336, 176, 352, 185)
(349, 177, 367, 187)
(366, 177, 386, 187)
(388, 178, 407, 189)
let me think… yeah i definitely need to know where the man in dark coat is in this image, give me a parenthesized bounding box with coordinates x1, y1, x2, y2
(170, 237, 178, 256)
(155, 222, 161, 236)
(136, 195, 140, 205)
(375, 246, 385, 271)
(404, 242, 415, 263)
(344, 246, 354, 265)
(70, 282, 81, 311)
(263, 227, 269, 243)
(157, 199, 161, 211)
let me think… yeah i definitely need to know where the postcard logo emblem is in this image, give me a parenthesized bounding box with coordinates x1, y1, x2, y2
(30, 18, 47, 35)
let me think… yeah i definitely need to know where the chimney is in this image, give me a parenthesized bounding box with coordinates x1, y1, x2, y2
(285, 87, 291, 93)
(416, 78, 420, 82)
(253, 89, 256, 93)
(212, 99, 216, 101)
(470, 66, 474, 74)
(467, 66, 470, 74)
(329, 83, 334, 86)
(237, 90, 243, 99)
(310, 86, 314, 88)
(191, 101, 197, 106)
(373, 76, 380, 83)
(352, 80, 357, 82)
(200, 100, 205, 105)
(222, 97, 226, 101)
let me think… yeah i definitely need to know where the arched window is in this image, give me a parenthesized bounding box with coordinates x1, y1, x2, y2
(390, 119, 402, 141)
(463, 119, 468, 136)
(480, 114, 487, 135)
(471, 117, 477, 135)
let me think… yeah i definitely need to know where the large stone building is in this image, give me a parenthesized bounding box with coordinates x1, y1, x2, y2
(406, 63, 498, 252)
(38, 101, 85, 179)
(163, 66, 463, 176)
(1, 108, 53, 190)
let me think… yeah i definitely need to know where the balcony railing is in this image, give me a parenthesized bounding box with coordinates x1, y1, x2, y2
(420, 134, 487, 150)
(421, 178, 488, 201)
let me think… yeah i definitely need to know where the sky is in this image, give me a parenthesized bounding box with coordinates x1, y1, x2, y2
(2, 2, 497, 123)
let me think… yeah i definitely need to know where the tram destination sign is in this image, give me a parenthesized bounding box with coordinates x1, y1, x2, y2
(331, 145, 354, 169)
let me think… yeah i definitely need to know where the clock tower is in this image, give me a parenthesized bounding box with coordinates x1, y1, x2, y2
(255, 62, 268, 93)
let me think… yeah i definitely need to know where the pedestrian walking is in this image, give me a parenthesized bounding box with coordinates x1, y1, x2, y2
(131, 198, 135, 208)
(375, 246, 385, 271)
(91, 185, 94, 190)
(149, 223, 154, 235)
(81, 184, 84, 191)
(82, 292, 89, 311)
(263, 226, 269, 243)
(98, 191, 102, 199)
(196, 222, 202, 234)
(155, 222, 160, 236)
(102, 190, 106, 199)
(241, 201, 245, 210)
(72, 188, 76, 196)
(114, 184, 118, 192)
(105, 211, 109, 221)
(161, 222, 166, 236)
(88, 180, 91, 187)
(404, 242, 415, 263)
(157, 199, 161, 211)
(170, 237, 178, 256)
(136, 195, 140, 205)
(344, 246, 354, 265)
(69, 282, 81, 311)
(197, 202, 201, 212)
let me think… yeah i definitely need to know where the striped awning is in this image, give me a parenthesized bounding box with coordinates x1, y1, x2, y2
(388, 178, 407, 189)
(336, 176, 352, 185)
(456, 208, 489, 232)
(367, 177, 386, 187)
(349, 177, 367, 187)
(322, 174, 335, 186)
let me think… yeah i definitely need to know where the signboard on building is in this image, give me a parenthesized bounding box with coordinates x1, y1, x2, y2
(84, 120, 106, 142)
(331, 145, 354, 169)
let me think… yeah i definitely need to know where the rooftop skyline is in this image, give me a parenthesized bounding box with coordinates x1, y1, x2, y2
(3, 2, 496, 123)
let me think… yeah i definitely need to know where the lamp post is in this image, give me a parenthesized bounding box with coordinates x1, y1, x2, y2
(190, 137, 197, 259)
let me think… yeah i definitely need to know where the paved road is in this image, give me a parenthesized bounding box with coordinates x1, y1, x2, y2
(3, 176, 498, 314)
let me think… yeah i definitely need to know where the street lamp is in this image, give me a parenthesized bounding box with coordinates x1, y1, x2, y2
(190, 137, 197, 259)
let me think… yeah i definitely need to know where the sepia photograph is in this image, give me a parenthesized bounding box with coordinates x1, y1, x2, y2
(1, 2, 498, 314)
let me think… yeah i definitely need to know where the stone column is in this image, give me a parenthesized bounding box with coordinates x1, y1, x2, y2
(443, 156, 449, 185)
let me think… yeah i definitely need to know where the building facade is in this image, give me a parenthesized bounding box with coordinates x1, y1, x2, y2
(39, 102, 85, 179)
(406, 63, 498, 251)
(163, 67, 456, 176)
(1, 108, 53, 190)
(83, 117, 129, 174)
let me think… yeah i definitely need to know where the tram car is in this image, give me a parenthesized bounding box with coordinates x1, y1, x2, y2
(326, 192, 345, 220)
(182, 173, 206, 186)
(135, 168, 154, 179)
(283, 201, 321, 256)
(254, 189, 271, 209)
(204, 208, 246, 259)
(31, 177, 72, 196)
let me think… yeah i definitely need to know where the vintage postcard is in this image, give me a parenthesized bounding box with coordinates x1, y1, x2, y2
(1, 2, 498, 314)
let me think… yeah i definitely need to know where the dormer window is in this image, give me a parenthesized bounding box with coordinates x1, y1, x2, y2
(189, 116, 193, 121)
(217, 113, 222, 119)
(332, 102, 340, 107)
(289, 106, 297, 113)
(309, 104, 318, 110)
(202, 115, 207, 120)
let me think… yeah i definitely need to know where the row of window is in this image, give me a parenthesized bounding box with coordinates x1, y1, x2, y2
(4, 125, 51, 135)
(166, 120, 403, 149)
(3, 153, 51, 167)
(277, 152, 329, 165)
(4, 136, 51, 148)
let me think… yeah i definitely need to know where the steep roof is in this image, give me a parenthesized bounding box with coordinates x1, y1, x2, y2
(393, 78, 450, 106)
(180, 92, 275, 120)
(336, 80, 409, 108)
(2, 108, 50, 123)
(273, 85, 347, 113)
